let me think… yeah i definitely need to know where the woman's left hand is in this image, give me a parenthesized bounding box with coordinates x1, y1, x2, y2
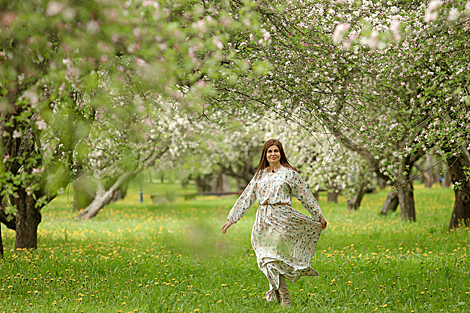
(221, 220, 233, 234)
(320, 216, 327, 230)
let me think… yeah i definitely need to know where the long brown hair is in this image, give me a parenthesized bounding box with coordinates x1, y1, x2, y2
(255, 139, 298, 175)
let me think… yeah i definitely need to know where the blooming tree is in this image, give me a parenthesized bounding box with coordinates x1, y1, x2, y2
(0, 0, 267, 251)
(209, 0, 470, 226)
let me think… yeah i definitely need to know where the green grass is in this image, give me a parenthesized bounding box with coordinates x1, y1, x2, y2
(1, 183, 469, 312)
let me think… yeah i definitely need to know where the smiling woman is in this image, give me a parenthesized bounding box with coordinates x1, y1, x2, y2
(221, 139, 327, 307)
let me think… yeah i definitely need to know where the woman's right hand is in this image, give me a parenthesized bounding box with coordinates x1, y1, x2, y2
(320, 216, 327, 230)
(221, 220, 233, 234)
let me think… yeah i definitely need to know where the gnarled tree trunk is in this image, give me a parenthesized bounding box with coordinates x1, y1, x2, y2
(380, 190, 399, 215)
(447, 150, 470, 229)
(195, 174, 214, 193)
(396, 180, 416, 222)
(347, 183, 367, 211)
(76, 146, 168, 220)
(11, 190, 42, 250)
(415, 163, 432, 188)
(443, 169, 452, 187)
(76, 172, 136, 220)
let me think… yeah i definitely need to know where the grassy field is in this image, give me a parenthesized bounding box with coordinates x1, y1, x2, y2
(0, 183, 469, 313)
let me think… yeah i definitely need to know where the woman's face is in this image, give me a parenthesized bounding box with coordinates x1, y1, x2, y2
(266, 145, 281, 165)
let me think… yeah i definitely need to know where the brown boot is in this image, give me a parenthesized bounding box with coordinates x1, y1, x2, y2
(279, 275, 291, 307)
(274, 289, 281, 304)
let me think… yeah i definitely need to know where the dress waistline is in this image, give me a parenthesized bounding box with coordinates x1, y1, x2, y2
(260, 202, 290, 206)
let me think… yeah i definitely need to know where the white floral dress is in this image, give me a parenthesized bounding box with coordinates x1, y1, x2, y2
(227, 166, 324, 302)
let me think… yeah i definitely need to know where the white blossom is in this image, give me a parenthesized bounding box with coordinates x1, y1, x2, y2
(86, 20, 100, 34)
(448, 8, 460, 21)
(390, 20, 401, 41)
(46, 1, 63, 17)
(36, 120, 47, 130)
(425, 0, 442, 23)
(332, 23, 350, 44)
(23, 90, 39, 107)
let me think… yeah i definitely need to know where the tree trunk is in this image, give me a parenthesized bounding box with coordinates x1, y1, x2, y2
(396, 181, 416, 222)
(443, 169, 452, 187)
(347, 184, 367, 211)
(425, 151, 434, 188)
(415, 163, 432, 188)
(12, 191, 42, 250)
(380, 190, 399, 215)
(327, 192, 338, 203)
(76, 146, 168, 220)
(213, 173, 231, 193)
(447, 150, 470, 229)
(434, 154, 442, 184)
(109, 184, 128, 202)
(313, 191, 319, 201)
(76, 172, 135, 220)
(195, 174, 213, 193)
(76, 189, 115, 220)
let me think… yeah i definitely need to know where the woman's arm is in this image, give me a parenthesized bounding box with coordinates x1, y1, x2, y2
(221, 174, 258, 233)
(291, 171, 326, 228)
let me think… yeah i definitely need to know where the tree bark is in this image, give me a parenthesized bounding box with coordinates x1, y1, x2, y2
(347, 184, 367, 211)
(414, 163, 432, 188)
(434, 154, 442, 184)
(195, 174, 214, 193)
(425, 151, 434, 188)
(443, 169, 452, 187)
(12, 190, 42, 250)
(313, 191, 319, 201)
(380, 190, 399, 215)
(447, 150, 470, 229)
(213, 173, 231, 193)
(396, 180, 416, 222)
(327, 192, 338, 203)
(76, 172, 136, 220)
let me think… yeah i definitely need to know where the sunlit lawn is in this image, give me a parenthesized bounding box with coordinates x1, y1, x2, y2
(1, 182, 469, 312)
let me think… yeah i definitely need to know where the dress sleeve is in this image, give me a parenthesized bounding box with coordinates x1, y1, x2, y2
(227, 174, 258, 224)
(290, 171, 323, 221)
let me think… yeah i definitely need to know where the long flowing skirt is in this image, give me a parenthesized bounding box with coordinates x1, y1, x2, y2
(251, 204, 323, 302)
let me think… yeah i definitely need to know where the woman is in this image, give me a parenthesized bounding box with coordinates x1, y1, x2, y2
(221, 139, 327, 307)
